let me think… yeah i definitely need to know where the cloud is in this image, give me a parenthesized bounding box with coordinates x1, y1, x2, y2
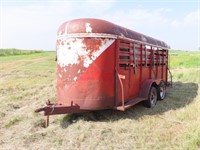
(102, 8, 199, 50)
(1, 1, 75, 49)
(183, 10, 199, 25)
(170, 10, 199, 27)
(1, 0, 117, 49)
(1, 1, 199, 50)
(103, 8, 171, 30)
(76, 0, 116, 17)
(2, 1, 74, 32)
(83, 0, 115, 10)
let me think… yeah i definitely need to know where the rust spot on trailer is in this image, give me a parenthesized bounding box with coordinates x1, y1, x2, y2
(82, 38, 102, 51)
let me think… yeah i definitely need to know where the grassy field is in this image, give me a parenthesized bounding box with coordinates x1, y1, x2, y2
(0, 48, 43, 56)
(0, 49, 199, 149)
(169, 50, 200, 69)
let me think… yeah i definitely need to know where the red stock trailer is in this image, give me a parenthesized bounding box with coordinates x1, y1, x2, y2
(35, 18, 171, 127)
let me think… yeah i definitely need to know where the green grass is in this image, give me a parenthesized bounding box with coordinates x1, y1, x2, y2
(3, 117, 23, 128)
(0, 50, 51, 62)
(169, 50, 200, 83)
(0, 48, 44, 56)
(0, 49, 199, 149)
(169, 50, 200, 69)
(181, 124, 200, 150)
(172, 68, 200, 83)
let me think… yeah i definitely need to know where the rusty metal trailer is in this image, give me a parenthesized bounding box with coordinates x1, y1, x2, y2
(35, 18, 171, 127)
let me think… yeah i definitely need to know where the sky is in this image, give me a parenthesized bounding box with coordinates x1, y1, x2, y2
(0, 0, 199, 51)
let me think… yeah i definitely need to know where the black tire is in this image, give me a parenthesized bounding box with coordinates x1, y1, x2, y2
(157, 81, 166, 100)
(144, 86, 157, 108)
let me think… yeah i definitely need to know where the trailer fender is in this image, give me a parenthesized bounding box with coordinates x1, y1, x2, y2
(139, 79, 161, 99)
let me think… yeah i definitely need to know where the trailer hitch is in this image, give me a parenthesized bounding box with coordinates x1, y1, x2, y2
(35, 100, 81, 127)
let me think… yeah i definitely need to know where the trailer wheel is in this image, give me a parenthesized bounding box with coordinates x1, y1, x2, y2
(157, 81, 166, 100)
(144, 86, 157, 108)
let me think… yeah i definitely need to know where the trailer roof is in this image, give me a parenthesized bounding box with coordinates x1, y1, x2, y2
(58, 18, 169, 49)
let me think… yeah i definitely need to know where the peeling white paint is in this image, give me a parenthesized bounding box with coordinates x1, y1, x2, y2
(57, 38, 115, 68)
(57, 38, 85, 67)
(73, 76, 77, 81)
(85, 23, 92, 33)
(59, 73, 62, 78)
(120, 33, 125, 37)
(141, 36, 147, 42)
(64, 68, 66, 72)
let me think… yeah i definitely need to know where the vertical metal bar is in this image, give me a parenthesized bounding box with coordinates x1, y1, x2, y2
(118, 73, 125, 109)
(115, 38, 120, 106)
(152, 47, 156, 78)
(156, 49, 158, 78)
(150, 46, 152, 79)
(133, 43, 136, 74)
(115, 38, 125, 109)
(153, 48, 155, 66)
(145, 46, 147, 66)
(166, 49, 169, 83)
(129, 42, 132, 70)
(161, 50, 164, 79)
(45, 116, 49, 128)
(140, 44, 143, 87)
(159, 49, 161, 78)
(129, 42, 132, 89)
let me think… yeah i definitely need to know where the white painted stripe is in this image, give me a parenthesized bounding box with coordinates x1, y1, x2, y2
(57, 33, 117, 39)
